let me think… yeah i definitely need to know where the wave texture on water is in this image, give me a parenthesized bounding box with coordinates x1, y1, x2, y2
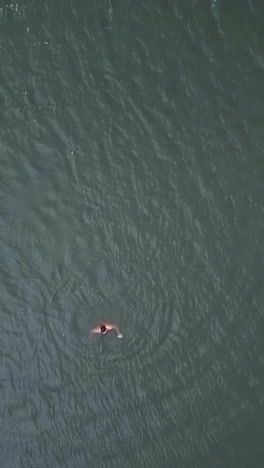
(1, 1, 264, 467)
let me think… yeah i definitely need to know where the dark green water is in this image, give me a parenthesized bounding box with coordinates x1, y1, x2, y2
(1, 1, 264, 467)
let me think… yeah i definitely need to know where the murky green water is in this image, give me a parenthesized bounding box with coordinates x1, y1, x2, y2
(1, 1, 264, 467)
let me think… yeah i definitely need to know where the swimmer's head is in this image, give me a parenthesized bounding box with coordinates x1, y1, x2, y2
(100, 325, 106, 334)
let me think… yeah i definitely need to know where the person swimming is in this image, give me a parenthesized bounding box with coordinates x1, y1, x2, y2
(90, 323, 123, 338)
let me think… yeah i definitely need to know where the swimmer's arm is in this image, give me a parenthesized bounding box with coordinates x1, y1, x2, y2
(105, 323, 123, 338)
(90, 327, 101, 334)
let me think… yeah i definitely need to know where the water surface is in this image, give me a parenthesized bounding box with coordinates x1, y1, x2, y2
(1, 1, 264, 467)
